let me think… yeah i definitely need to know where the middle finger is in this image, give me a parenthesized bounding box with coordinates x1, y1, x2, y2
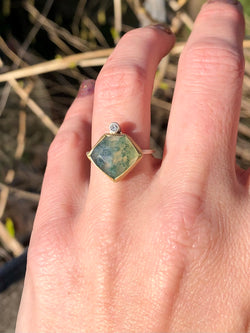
(162, 0, 245, 186)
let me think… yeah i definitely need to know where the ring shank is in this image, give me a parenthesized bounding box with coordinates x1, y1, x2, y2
(141, 149, 154, 155)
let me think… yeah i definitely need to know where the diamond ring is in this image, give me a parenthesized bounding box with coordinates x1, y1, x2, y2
(87, 122, 154, 182)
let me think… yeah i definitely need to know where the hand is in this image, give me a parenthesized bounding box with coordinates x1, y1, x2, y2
(16, 0, 250, 332)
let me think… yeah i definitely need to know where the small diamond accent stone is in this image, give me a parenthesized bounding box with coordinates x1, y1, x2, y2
(88, 134, 142, 181)
(109, 122, 120, 134)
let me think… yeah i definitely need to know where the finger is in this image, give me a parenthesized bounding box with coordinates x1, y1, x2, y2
(34, 80, 94, 229)
(92, 25, 175, 150)
(163, 0, 245, 181)
(87, 25, 175, 187)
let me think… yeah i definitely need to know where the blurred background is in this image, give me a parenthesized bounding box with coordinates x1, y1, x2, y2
(0, 0, 250, 331)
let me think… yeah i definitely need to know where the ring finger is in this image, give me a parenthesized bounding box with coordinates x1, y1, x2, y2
(89, 25, 175, 188)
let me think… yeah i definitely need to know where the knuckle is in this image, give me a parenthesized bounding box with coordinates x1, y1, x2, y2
(180, 40, 244, 81)
(48, 129, 82, 161)
(96, 63, 146, 103)
(157, 184, 223, 255)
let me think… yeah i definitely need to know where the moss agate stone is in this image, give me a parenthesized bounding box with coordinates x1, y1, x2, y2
(88, 134, 142, 181)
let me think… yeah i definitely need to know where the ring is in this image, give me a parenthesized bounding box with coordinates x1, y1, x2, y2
(87, 122, 154, 182)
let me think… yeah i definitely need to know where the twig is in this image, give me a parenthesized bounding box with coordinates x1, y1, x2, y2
(126, 0, 154, 26)
(44, 78, 78, 97)
(177, 0, 188, 7)
(153, 55, 170, 95)
(178, 12, 194, 31)
(48, 33, 74, 55)
(241, 99, 250, 118)
(0, 221, 24, 257)
(83, 16, 110, 48)
(15, 81, 33, 160)
(0, 0, 55, 115)
(0, 183, 40, 202)
(9, 79, 59, 135)
(114, 0, 122, 42)
(0, 82, 33, 222)
(238, 122, 250, 138)
(151, 96, 172, 112)
(244, 74, 250, 88)
(171, 42, 185, 55)
(0, 50, 113, 83)
(0, 184, 9, 220)
(0, 169, 16, 220)
(171, 14, 185, 34)
(0, 106, 28, 220)
(0, 37, 27, 67)
(72, 0, 87, 36)
(0, 37, 27, 116)
(24, 1, 89, 52)
(23, 2, 75, 54)
(0, 44, 190, 84)
(168, 0, 185, 11)
(243, 40, 250, 49)
(15, 111, 27, 159)
(236, 137, 250, 162)
(18, 0, 55, 62)
(0, 84, 12, 117)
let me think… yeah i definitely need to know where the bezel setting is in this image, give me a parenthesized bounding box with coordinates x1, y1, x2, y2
(87, 132, 143, 182)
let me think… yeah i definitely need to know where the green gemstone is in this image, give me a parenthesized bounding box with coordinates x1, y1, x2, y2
(88, 134, 142, 181)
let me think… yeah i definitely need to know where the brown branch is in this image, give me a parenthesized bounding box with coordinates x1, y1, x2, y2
(0, 37, 28, 115)
(0, 183, 40, 203)
(126, 0, 153, 26)
(178, 11, 194, 30)
(72, 0, 87, 36)
(153, 56, 170, 95)
(0, 184, 9, 220)
(0, 37, 27, 67)
(243, 40, 250, 49)
(238, 122, 250, 138)
(114, 0, 122, 43)
(0, 49, 113, 83)
(9, 79, 59, 135)
(0, 81, 33, 221)
(0, 221, 24, 257)
(15, 111, 27, 159)
(236, 137, 250, 162)
(83, 16, 110, 48)
(169, 0, 189, 11)
(24, 1, 89, 52)
(18, 0, 55, 64)
(48, 33, 74, 55)
(151, 96, 172, 112)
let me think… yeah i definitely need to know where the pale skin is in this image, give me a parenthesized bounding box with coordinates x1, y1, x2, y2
(16, 0, 250, 332)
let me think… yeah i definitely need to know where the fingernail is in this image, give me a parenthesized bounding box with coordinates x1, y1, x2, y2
(77, 79, 95, 98)
(149, 23, 174, 35)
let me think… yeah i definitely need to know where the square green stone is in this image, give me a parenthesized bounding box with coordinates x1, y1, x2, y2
(88, 134, 142, 181)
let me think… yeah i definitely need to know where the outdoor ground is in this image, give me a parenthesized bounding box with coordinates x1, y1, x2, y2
(0, 0, 250, 332)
